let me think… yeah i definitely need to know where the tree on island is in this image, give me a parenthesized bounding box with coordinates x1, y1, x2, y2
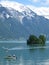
(39, 35, 46, 44)
(27, 35, 46, 45)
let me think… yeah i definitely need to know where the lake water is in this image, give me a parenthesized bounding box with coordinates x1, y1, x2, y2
(0, 41, 49, 65)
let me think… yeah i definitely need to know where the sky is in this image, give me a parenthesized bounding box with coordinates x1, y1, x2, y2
(0, 0, 49, 7)
(0, 0, 49, 19)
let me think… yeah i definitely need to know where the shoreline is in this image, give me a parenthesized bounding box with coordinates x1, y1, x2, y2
(0, 40, 26, 43)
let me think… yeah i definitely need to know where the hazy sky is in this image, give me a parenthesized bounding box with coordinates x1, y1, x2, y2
(0, 0, 49, 7)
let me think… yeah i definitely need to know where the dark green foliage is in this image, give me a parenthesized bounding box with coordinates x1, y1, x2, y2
(27, 35, 46, 45)
(39, 35, 46, 44)
(27, 35, 38, 44)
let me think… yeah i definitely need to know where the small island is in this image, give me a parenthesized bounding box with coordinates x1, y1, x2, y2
(27, 35, 46, 45)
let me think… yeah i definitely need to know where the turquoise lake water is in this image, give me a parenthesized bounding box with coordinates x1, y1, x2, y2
(0, 41, 49, 65)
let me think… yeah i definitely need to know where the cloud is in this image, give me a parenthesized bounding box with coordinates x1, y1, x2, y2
(29, 0, 49, 6)
(29, 0, 39, 3)
(44, 0, 49, 4)
(1, 0, 9, 1)
(41, 0, 49, 6)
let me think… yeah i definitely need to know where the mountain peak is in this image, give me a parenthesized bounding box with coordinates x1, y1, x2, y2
(0, 1, 49, 40)
(0, 1, 35, 14)
(0, 1, 25, 12)
(0, 1, 36, 19)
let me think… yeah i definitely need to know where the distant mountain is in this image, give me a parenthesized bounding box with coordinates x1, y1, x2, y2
(0, 3, 49, 40)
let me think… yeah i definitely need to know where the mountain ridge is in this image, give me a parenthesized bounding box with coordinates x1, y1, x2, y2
(0, 2, 49, 40)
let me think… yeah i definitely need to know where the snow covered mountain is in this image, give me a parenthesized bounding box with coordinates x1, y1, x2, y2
(27, 5, 49, 19)
(0, 1, 49, 40)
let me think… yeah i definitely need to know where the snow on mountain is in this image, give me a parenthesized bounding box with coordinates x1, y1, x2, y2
(0, 1, 36, 24)
(0, 1, 49, 19)
(6, 14, 10, 18)
(0, 1, 23, 12)
(0, 1, 49, 40)
(27, 5, 49, 19)
(0, 1, 35, 15)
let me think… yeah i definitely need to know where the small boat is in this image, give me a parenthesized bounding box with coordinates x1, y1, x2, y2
(13, 54, 17, 60)
(5, 55, 17, 60)
(5, 55, 13, 59)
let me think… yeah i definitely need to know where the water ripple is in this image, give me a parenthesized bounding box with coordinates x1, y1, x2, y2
(7, 46, 49, 50)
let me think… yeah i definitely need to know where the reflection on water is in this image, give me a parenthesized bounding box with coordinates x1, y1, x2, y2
(0, 41, 49, 65)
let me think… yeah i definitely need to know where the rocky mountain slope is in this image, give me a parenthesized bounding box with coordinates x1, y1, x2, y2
(0, 3, 49, 40)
